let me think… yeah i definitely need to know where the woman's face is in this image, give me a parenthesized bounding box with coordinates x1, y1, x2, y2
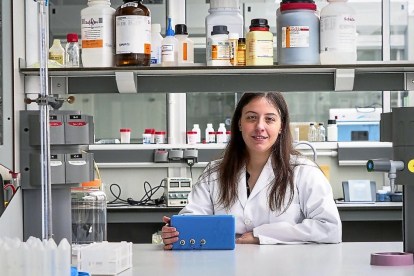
(239, 97, 282, 157)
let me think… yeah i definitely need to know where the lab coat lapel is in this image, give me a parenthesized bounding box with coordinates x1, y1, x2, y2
(246, 157, 274, 202)
(237, 166, 248, 209)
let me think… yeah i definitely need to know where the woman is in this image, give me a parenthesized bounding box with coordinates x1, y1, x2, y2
(162, 92, 341, 249)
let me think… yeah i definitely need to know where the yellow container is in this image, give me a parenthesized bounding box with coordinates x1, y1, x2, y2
(246, 19, 274, 66)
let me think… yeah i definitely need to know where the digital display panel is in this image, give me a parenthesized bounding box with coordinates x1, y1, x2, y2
(181, 181, 191, 188)
(170, 182, 179, 188)
(70, 154, 83, 159)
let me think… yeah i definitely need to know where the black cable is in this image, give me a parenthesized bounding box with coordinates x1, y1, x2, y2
(108, 179, 166, 206)
(108, 183, 128, 204)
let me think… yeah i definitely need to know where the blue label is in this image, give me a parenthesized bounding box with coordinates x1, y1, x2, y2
(151, 59, 158, 64)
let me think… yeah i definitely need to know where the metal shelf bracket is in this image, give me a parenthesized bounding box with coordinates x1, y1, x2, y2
(115, 71, 137, 93)
(334, 69, 355, 91)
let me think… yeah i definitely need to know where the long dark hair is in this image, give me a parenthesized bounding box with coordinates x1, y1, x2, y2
(200, 92, 301, 212)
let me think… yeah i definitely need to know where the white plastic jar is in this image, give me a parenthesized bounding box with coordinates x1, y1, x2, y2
(226, 131, 231, 143)
(155, 131, 166, 144)
(207, 25, 231, 66)
(81, 0, 115, 67)
(216, 131, 226, 143)
(327, 119, 338, 141)
(120, 129, 131, 143)
(187, 131, 197, 145)
(320, 0, 357, 64)
(209, 131, 216, 143)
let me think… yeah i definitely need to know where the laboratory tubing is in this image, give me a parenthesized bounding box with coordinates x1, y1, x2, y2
(81, 0, 115, 67)
(308, 123, 317, 142)
(209, 132, 216, 143)
(320, 0, 357, 64)
(327, 119, 338, 141)
(175, 24, 194, 65)
(187, 131, 197, 145)
(120, 128, 131, 143)
(66, 34, 80, 68)
(151, 24, 163, 65)
(207, 25, 231, 66)
(246, 18, 274, 66)
(205, 123, 214, 143)
(226, 131, 231, 143)
(192, 124, 201, 143)
(237, 38, 246, 66)
(49, 39, 65, 66)
(115, 0, 151, 66)
(162, 18, 179, 66)
(229, 33, 239, 66)
(277, 1, 320, 65)
(143, 129, 152, 144)
(155, 131, 166, 144)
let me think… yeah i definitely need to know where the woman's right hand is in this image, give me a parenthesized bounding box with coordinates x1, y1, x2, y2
(161, 216, 180, 250)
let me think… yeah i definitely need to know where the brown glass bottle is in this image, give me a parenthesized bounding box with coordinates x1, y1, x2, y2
(115, 0, 151, 66)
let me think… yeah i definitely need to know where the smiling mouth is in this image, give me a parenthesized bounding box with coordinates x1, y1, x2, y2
(252, 135, 268, 140)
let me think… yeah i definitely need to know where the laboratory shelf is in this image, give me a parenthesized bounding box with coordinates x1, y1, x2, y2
(19, 61, 414, 93)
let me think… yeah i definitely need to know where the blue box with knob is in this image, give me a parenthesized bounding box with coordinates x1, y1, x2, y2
(170, 215, 235, 250)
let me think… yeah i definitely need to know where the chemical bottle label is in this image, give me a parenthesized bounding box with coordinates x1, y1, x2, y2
(116, 15, 151, 55)
(230, 40, 238, 65)
(121, 2, 138, 8)
(162, 45, 175, 62)
(151, 46, 161, 64)
(282, 26, 310, 48)
(320, 14, 356, 53)
(211, 41, 230, 60)
(237, 49, 246, 65)
(248, 40, 273, 59)
(183, 43, 188, 61)
(82, 16, 113, 49)
(49, 54, 64, 65)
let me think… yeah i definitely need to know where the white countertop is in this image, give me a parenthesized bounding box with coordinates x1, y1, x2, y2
(117, 243, 413, 276)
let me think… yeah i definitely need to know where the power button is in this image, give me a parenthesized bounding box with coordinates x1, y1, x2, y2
(408, 159, 414, 173)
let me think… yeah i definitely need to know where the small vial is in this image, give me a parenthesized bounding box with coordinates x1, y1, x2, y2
(155, 131, 166, 144)
(308, 123, 316, 142)
(187, 131, 197, 145)
(209, 131, 216, 143)
(237, 38, 246, 66)
(66, 33, 80, 67)
(317, 123, 326, 142)
(120, 129, 131, 143)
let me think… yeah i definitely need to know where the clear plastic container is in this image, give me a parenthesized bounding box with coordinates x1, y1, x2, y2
(308, 123, 316, 142)
(317, 123, 325, 142)
(49, 39, 65, 66)
(120, 128, 131, 143)
(66, 34, 80, 67)
(71, 188, 107, 245)
(162, 18, 179, 67)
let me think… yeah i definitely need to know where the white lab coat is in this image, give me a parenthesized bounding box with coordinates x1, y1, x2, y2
(179, 155, 342, 244)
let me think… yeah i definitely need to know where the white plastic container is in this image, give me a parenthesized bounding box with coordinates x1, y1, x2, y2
(294, 127, 300, 142)
(246, 18, 274, 66)
(205, 123, 214, 143)
(218, 123, 227, 143)
(120, 129, 131, 144)
(155, 131, 166, 144)
(162, 18, 179, 67)
(81, 0, 115, 67)
(226, 131, 231, 143)
(175, 24, 194, 65)
(151, 24, 163, 65)
(207, 26, 231, 66)
(187, 131, 197, 145)
(49, 39, 65, 66)
(209, 132, 216, 143)
(206, 0, 243, 62)
(192, 124, 201, 143)
(75, 241, 133, 275)
(142, 130, 152, 144)
(327, 119, 338, 141)
(320, 0, 357, 64)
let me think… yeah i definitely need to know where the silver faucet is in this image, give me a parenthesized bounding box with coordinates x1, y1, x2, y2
(293, 141, 317, 162)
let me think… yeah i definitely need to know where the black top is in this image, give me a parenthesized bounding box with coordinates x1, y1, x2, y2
(246, 171, 251, 198)
(212, 25, 229, 35)
(250, 18, 269, 29)
(175, 24, 188, 35)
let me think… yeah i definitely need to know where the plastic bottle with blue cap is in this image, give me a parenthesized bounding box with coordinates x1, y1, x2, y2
(162, 18, 179, 66)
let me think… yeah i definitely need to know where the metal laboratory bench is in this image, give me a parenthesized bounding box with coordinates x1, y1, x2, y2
(117, 243, 414, 276)
(107, 203, 403, 243)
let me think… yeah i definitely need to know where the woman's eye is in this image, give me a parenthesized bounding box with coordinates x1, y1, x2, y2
(247, 115, 256, 120)
(266, 117, 276, 122)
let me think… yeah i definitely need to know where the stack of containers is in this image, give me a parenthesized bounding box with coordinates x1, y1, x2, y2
(277, 0, 320, 65)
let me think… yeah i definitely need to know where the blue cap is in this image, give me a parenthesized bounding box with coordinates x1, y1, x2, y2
(165, 18, 175, 36)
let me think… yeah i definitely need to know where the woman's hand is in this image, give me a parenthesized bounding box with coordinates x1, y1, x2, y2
(236, 232, 259, 244)
(161, 216, 180, 250)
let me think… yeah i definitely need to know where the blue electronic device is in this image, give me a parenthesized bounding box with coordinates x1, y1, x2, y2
(170, 215, 236, 250)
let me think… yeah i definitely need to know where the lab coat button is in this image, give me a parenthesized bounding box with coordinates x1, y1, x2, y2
(244, 219, 251, 225)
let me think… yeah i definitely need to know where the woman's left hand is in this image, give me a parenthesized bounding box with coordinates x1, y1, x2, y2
(236, 232, 259, 244)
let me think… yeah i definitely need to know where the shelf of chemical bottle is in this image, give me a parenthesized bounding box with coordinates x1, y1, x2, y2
(20, 61, 414, 93)
(89, 142, 391, 151)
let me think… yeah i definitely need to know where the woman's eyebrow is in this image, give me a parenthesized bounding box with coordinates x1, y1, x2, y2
(244, 111, 258, 115)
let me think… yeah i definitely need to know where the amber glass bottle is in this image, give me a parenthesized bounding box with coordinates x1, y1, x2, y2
(115, 0, 151, 66)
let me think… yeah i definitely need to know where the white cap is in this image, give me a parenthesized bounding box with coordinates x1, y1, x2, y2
(151, 24, 161, 33)
(207, 123, 213, 128)
(193, 124, 199, 128)
(210, 0, 239, 9)
(229, 33, 239, 40)
(219, 123, 225, 127)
